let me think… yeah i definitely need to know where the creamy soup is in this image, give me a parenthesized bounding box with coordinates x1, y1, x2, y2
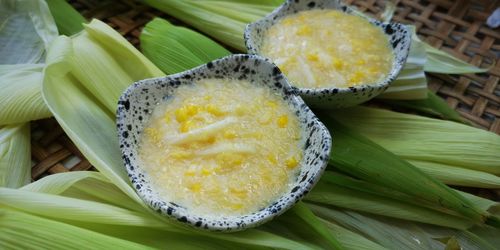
(138, 79, 303, 217)
(261, 9, 393, 88)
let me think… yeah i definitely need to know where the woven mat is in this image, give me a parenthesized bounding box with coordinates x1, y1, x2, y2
(32, 0, 499, 198)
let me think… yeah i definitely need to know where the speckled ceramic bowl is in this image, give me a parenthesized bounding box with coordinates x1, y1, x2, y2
(244, 0, 411, 108)
(116, 54, 332, 231)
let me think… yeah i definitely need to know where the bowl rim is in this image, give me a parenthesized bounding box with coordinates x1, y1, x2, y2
(116, 54, 332, 231)
(244, 0, 412, 95)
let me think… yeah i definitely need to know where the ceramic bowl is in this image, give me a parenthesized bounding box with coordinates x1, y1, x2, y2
(244, 0, 411, 108)
(116, 54, 332, 231)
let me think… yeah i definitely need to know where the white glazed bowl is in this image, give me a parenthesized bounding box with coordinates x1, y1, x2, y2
(116, 54, 332, 231)
(244, 0, 412, 108)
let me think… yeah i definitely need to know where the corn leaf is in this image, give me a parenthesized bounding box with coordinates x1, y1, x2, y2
(142, 0, 278, 51)
(140, 18, 231, 74)
(319, 219, 388, 250)
(333, 106, 500, 175)
(306, 178, 473, 229)
(311, 206, 499, 250)
(0, 64, 52, 124)
(0, 208, 153, 249)
(379, 90, 466, 124)
(45, 0, 86, 36)
(0, 124, 30, 188)
(409, 160, 500, 189)
(0, 0, 58, 64)
(42, 20, 163, 204)
(423, 42, 491, 74)
(317, 112, 490, 225)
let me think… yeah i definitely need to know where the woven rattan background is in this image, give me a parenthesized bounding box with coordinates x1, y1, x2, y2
(31, 0, 499, 197)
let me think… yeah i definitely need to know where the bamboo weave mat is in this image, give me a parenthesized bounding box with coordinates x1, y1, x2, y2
(31, 0, 499, 200)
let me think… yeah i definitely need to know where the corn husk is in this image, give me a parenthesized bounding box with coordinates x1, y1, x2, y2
(140, 18, 230, 75)
(310, 205, 499, 250)
(43, 19, 163, 203)
(0, 208, 151, 249)
(45, 0, 86, 36)
(333, 106, 500, 175)
(317, 113, 492, 225)
(0, 64, 51, 125)
(0, 124, 30, 188)
(410, 160, 500, 189)
(142, 0, 279, 51)
(0, 0, 57, 64)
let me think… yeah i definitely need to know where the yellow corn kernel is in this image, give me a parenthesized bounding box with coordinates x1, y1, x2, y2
(188, 183, 201, 192)
(349, 71, 365, 84)
(285, 156, 299, 169)
(230, 203, 244, 210)
(184, 170, 196, 177)
(201, 168, 212, 176)
(171, 151, 192, 159)
(282, 18, 294, 26)
(266, 101, 278, 109)
(230, 187, 247, 199)
(356, 59, 366, 65)
(206, 104, 223, 116)
(175, 104, 198, 122)
(267, 154, 277, 165)
(306, 53, 319, 62)
(277, 115, 288, 128)
(203, 95, 212, 100)
(296, 25, 312, 36)
(216, 153, 244, 168)
(179, 120, 194, 133)
(223, 130, 237, 139)
(333, 58, 343, 69)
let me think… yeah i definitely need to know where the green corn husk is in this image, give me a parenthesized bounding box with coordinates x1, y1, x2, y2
(0, 64, 52, 125)
(409, 160, 500, 189)
(333, 106, 500, 175)
(0, 208, 152, 250)
(317, 113, 493, 226)
(309, 205, 499, 250)
(142, 0, 279, 51)
(0, 0, 58, 64)
(379, 90, 466, 124)
(4, 172, 340, 249)
(140, 18, 231, 75)
(0, 124, 30, 188)
(45, 0, 86, 36)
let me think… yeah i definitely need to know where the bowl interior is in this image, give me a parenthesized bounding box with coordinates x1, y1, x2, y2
(116, 54, 332, 231)
(244, 0, 411, 92)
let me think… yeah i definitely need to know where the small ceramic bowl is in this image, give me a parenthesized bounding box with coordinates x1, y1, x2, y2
(116, 54, 332, 231)
(244, 0, 411, 108)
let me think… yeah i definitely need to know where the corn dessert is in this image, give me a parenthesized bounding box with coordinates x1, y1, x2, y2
(138, 79, 303, 217)
(261, 9, 394, 88)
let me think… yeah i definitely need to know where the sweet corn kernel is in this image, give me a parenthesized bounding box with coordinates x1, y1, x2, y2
(223, 130, 237, 139)
(206, 104, 223, 116)
(230, 187, 248, 199)
(306, 53, 319, 62)
(333, 58, 343, 69)
(188, 183, 201, 192)
(277, 115, 289, 128)
(201, 168, 212, 176)
(179, 120, 194, 133)
(184, 170, 196, 177)
(175, 104, 198, 122)
(285, 156, 299, 169)
(296, 25, 312, 36)
(267, 154, 277, 164)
